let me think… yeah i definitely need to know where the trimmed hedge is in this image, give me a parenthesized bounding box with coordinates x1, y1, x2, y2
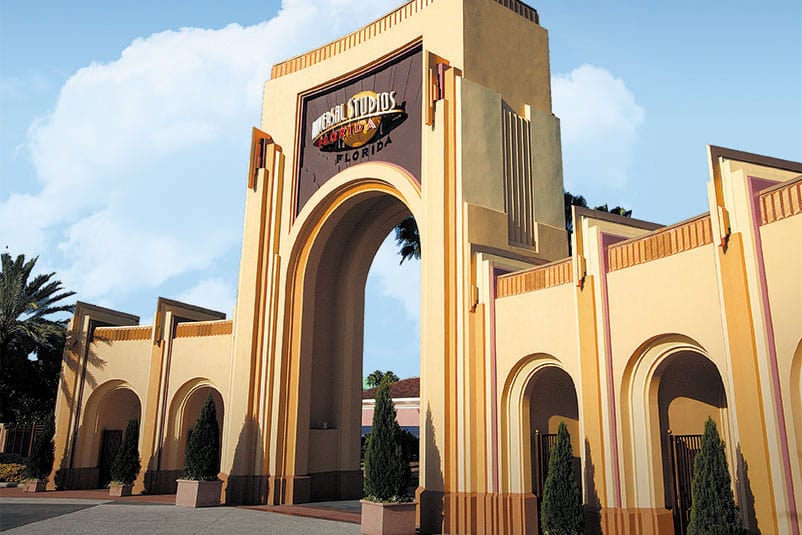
(363, 377, 410, 502)
(110, 419, 141, 485)
(183, 394, 220, 481)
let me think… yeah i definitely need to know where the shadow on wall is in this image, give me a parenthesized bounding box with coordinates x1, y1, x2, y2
(417, 404, 444, 534)
(736, 445, 758, 534)
(54, 334, 110, 489)
(226, 417, 267, 505)
(583, 439, 602, 535)
(142, 448, 182, 494)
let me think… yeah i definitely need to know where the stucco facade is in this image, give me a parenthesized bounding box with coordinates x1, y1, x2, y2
(49, 1, 800, 533)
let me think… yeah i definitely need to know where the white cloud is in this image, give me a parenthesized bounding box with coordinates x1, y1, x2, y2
(1, 0, 399, 304)
(177, 278, 236, 317)
(552, 64, 645, 190)
(367, 233, 420, 321)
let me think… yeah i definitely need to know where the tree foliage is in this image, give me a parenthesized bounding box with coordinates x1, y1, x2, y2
(183, 394, 220, 481)
(366, 369, 399, 388)
(0, 252, 74, 423)
(110, 419, 141, 485)
(564, 191, 632, 254)
(394, 216, 420, 265)
(363, 376, 409, 501)
(688, 418, 741, 534)
(541, 421, 583, 535)
(24, 414, 55, 481)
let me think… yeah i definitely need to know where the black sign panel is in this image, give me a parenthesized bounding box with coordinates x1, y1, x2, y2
(296, 46, 422, 215)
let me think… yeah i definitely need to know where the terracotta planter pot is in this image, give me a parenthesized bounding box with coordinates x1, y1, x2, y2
(175, 479, 222, 507)
(109, 484, 133, 497)
(360, 499, 417, 535)
(23, 480, 46, 493)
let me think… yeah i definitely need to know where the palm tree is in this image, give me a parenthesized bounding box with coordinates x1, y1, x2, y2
(0, 252, 75, 355)
(366, 369, 400, 388)
(394, 216, 420, 265)
(0, 252, 75, 422)
(564, 192, 632, 254)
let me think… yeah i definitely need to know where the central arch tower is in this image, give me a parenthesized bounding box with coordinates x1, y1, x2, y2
(223, 1, 566, 531)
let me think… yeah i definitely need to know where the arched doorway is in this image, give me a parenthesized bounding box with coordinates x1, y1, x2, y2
(652, 351, 728, 533)
(288, 172, 422, 503)
(527, 366, 581, 497)
(171, 384, 224, 475)
(79, 382, 142, 488)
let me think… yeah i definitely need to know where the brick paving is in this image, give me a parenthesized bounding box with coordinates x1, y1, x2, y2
(0, 488, 362, 534)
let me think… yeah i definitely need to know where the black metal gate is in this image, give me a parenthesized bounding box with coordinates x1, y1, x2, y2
(97, 429, 122, 487)
(532, 430, 558, 497)
(2, 423, 44, 457)
(668, 432, 703, 535)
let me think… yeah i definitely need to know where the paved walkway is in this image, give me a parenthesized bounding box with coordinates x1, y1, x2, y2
(0, 488, 361, 534)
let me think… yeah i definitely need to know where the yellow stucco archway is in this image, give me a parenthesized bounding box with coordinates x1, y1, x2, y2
(278, 162, 423, 502)
(620, 334, 731, 509)
(76, 380, 142, 486)
(500, 354, 580, 495)
(163, 378, 225, 472)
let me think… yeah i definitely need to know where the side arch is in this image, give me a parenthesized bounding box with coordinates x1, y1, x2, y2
(75, 380, 142, 485)
(163, 378, 225, 472)
(500, 354, 579, 494)
(620, 334, 731, 508)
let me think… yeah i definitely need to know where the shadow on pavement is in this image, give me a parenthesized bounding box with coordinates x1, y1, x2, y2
(1, 503, 99, 531)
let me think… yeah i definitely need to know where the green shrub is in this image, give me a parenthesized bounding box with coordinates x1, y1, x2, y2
(363, 376, 410, 502)
(110, 419, 141, 485)
(0, 463, 26, 482)
(183, 394, 220, 481)
(688, 418, 741, 534)
(541, 421, 583, 535)
(24, 415, 55, 481)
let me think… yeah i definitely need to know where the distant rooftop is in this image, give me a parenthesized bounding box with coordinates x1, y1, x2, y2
(362, 377, 420, 399)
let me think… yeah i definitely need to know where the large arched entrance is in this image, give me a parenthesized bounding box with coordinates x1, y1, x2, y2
(286, 169, 422, 503)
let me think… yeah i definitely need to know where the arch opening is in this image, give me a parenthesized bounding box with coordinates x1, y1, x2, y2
(292, 183, 421, 503)
(82, 385, 141, 488)
(174, 386, 224, 474)
(650, 350, 729, 531)
(526, 366, 581, 496)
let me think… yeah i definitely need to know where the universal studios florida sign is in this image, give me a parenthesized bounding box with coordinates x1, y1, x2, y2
(311, 90, 407, 152)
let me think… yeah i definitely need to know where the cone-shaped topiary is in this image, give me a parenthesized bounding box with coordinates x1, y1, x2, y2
(688, 418, 741, 534)
(184, 394, 220, 481)
(110, 419, 141, 485)
(25, 414, 55, 481)
(363, 376, 409, 502)
(541, 421, 583, 535)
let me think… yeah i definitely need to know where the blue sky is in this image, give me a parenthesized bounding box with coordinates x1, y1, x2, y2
(2, 0, 800, 381)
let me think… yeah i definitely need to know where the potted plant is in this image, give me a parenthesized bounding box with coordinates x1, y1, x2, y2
(23, 415, 55, 493)
(361, 377, 416, 535)
(176, 394, 222, 507)
(108, 419, 140, 496)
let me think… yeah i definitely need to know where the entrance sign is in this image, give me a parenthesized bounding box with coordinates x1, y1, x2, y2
(296, 45, 422, 215)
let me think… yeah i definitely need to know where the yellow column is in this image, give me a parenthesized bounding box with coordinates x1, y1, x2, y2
(718, 233, 778, 533)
